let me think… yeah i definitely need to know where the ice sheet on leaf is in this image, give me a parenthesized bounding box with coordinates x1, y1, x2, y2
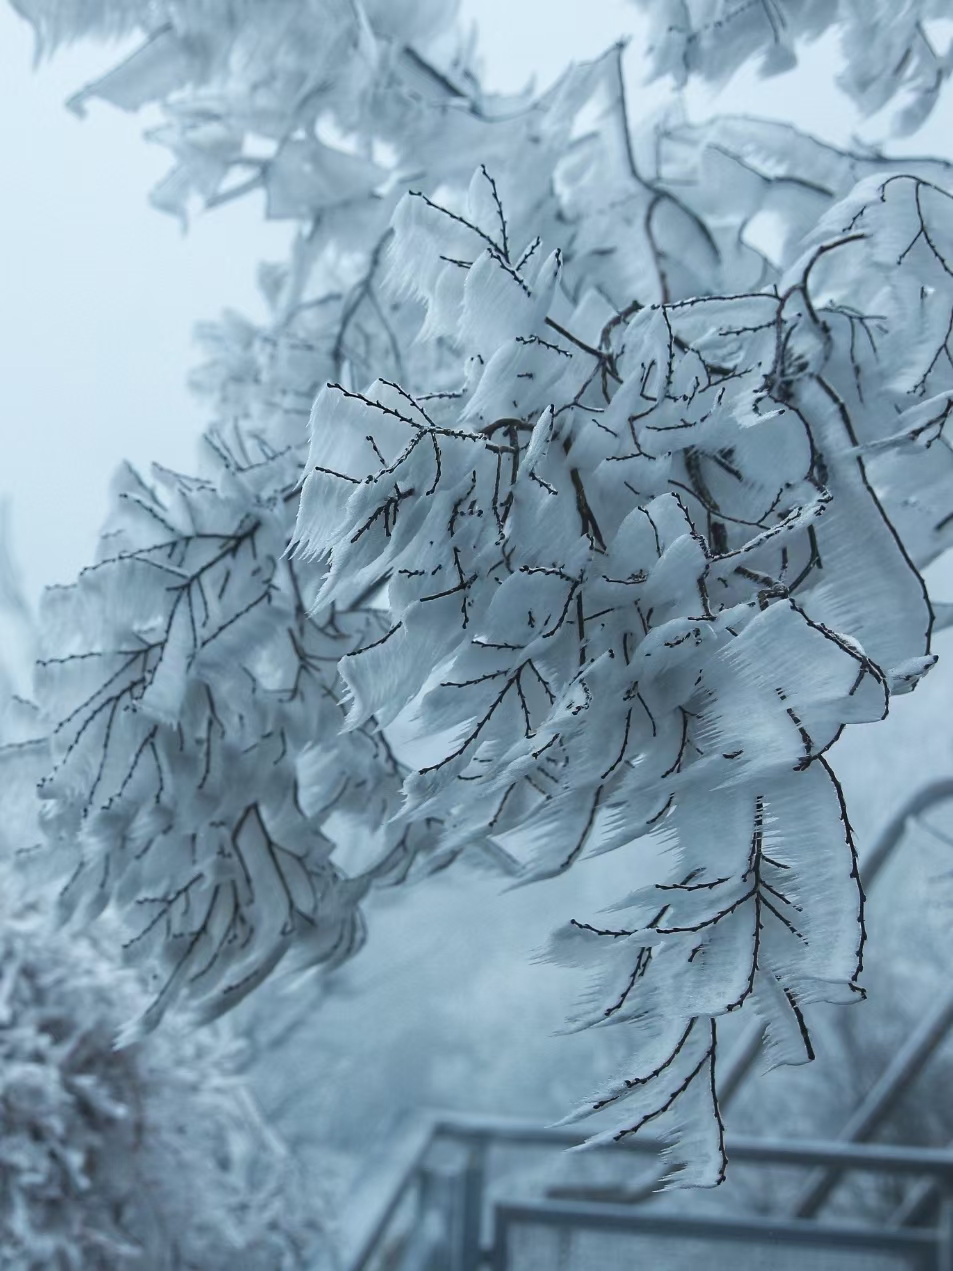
(698, 599, 888, 777)
(802, 393, 933, 675)
(568, 1016, 727, 1190)
(67, 27, 199, 117)
(340, 590, 467, 730)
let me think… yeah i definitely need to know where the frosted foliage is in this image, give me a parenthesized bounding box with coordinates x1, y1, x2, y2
(632, 0, 953, 134)
(31, 42, 842, 1038)
(33, 437, 427, 1035)
(15, 0, 465, 224)
(14, 0, 953, 1184)
(0, 912, 316, 1270)
(291, 163, 953, 1181)
(10, 0, 150, 48)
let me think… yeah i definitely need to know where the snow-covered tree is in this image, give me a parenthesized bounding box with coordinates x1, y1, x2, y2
(9, 0, 953, 1187)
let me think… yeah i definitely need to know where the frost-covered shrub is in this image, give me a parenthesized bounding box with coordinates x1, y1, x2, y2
(0, 906, 318, 1270)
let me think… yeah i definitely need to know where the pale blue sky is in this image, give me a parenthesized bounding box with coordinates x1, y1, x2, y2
(0, 9, 294, 604)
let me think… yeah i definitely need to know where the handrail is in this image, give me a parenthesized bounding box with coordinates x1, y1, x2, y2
(427, 1114, 953, 1176)
(489, 1197, 936, 1269)
(344, 1111, 953, 1270)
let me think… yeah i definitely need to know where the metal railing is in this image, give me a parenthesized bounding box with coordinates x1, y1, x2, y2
(343, 1113, 953, 1271)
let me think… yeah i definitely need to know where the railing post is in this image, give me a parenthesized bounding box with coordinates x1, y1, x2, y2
(393, 1161, 456, 1271)
(937, 1196, 953, 1271)
(392, 1136, 486, 1271)
(459, 1139, 487, 1271)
